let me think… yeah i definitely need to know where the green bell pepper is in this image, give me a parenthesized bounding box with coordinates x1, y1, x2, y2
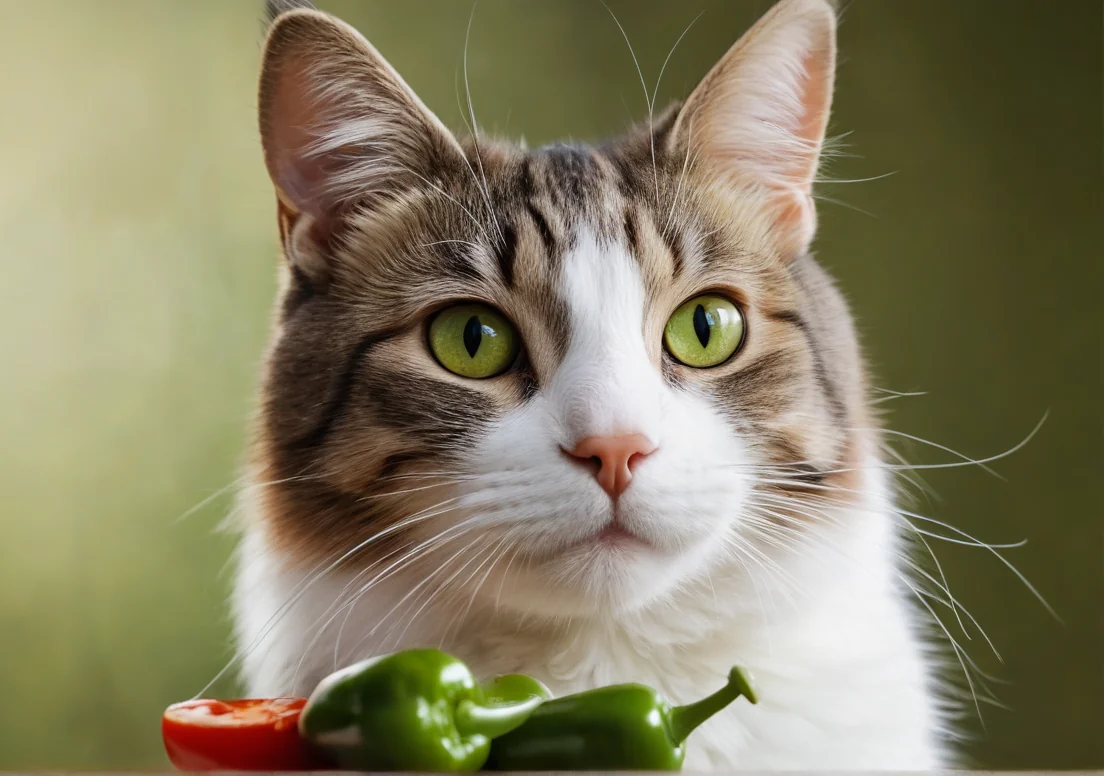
(481, 673, 553, 706)
(298, 648, 543, 771)
(485, 666, 757, 771)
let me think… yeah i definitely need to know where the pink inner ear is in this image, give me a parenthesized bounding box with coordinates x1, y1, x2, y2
(791, 46, 833, 192)
(265, 59, 336, 218)
(667, 1, 837, 257)
(772, 44, 833, 244)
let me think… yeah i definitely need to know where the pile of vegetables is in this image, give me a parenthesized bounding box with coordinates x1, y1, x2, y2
(162, 648, 757, 771)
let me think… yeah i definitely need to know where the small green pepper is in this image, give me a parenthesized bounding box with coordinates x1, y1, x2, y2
(299, 649, 542, 771)
(485, 666, 757, 771)
(481, 673, 553, 706)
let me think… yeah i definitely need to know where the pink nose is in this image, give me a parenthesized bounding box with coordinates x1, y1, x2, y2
(565, 434, 657, 499)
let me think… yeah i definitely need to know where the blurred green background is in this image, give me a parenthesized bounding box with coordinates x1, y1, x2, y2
(0, 0, 1099, 769)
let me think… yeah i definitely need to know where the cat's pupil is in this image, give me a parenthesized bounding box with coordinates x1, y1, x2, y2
(692, 304, 711, 348)
(463, 315, 483, 358)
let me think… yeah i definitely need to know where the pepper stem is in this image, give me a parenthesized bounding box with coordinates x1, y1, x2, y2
(668, 666, 758, 745)
(454, 696, 543, 740)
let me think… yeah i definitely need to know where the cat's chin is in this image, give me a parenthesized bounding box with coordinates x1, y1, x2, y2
(483, 534, 701, 619)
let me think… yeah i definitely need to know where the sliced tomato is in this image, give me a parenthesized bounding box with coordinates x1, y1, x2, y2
(162, 698, 319, 771)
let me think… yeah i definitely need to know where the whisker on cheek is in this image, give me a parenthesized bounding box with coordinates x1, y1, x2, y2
(212, 494, 476, 693)
(319, 515, 480, 650)
(354, 479, 465, 502)
(358, 532, 496, 657)
(440, 532, 520, 647)
(289, 511, 479, 685)
(741, 478, 1042, 715)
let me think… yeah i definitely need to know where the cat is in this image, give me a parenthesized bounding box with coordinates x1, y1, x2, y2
(231, 0, 948, 768)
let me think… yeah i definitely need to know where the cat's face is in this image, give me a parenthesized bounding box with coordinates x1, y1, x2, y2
(252, 0, 867, 619)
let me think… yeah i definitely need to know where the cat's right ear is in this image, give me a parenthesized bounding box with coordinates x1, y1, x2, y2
(258, 8, 465, 271)
(666, 0, 837, 259)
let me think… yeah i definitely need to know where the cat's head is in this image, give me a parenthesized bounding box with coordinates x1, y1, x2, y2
(250, 0, 871, 619)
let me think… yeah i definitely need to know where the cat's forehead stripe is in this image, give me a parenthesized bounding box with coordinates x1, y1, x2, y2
(509, 142, 686, 288)
(519, 160, 558, 259)
(493, 220, 518, 287)
(537, 144, 602, 214)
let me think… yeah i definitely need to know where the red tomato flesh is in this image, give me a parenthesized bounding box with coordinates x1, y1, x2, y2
(162, 698, 317, 771)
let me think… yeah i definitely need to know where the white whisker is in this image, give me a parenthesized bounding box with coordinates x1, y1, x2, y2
(899, 574, 995, 725)
(861, 426, 1004, 481)
(650, 11, 703, 110)
(399, 165, 490, 243)
(598, 0, 657, 204)
(897, 510, 1058, 622)
(664, 122, 697, 238)
(421, 240, 484, 252)
(196, 494, 468, 698)
(904, 557, 1002, 662)
(814, 170, 898, 185)
(460, 1, 506, 249)
(373, 534, 495, 654)
(872, 387, 928, 397)
(292, 510, 477, 684)
(442, 532, 517, 646)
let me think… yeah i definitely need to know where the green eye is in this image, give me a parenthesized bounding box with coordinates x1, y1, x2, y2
(428, 303, 520, 378)
(664, 294, 745, 368)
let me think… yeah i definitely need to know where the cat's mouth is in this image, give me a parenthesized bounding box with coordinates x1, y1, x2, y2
(566, 515, 654, 554)
(525, 524, 652, 564)
(594, 523, 641, 546)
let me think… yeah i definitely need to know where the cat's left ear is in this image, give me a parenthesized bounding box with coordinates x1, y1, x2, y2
(668, 0, 836, 258)
(258, 7, 467, 268)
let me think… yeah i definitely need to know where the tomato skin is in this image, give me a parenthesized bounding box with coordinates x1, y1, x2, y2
(162, 698, 319, 771)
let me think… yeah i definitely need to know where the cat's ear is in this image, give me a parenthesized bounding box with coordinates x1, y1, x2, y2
(264, 0, 316, 26)
(668, 0, 836, 257)
(258, 8, 465, 247)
